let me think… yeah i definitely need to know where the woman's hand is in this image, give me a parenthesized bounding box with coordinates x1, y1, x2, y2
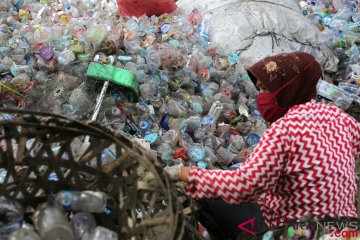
(164, 165, 191, 182)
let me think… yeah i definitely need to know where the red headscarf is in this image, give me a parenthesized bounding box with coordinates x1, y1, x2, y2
(246, 52, 323, 110)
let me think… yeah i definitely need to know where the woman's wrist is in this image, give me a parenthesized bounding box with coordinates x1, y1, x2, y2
(179, 166, 190, 182)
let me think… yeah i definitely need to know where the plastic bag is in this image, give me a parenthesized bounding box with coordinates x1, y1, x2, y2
(117, 0, 177, 17)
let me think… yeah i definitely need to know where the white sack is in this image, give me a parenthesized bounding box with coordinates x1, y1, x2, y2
(176, 0, 339, 72)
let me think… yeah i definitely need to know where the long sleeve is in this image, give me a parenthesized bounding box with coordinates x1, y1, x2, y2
(347, 115, 360, 158)
(185, 120, 290, 204)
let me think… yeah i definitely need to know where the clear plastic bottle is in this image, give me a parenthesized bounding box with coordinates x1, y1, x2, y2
(145, 47, 161, 72)
(316, 80, 354, 110)
(65, 3, 80, 18)
(216, 146, 235, 164)
(0, 0, 12, 9)
(166, 99, 187, 118)
(33, 204, 74, 240)
(8, 229, 40, 240)
(227, 135, 245, 154)
(318, 27, 338, 47)
(33, 27, 52, 44)
(333, 4, 353, 21)
(53, 190, 107, 213)
(71, 212, 96, 240)
(199, 15, 211, 45)
(0, 200, 23, 230)
(88, 226, 118, 240)
(57, 50, 76, 66)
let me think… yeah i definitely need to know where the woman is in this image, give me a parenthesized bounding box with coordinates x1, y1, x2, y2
(167, 52, 360, 239)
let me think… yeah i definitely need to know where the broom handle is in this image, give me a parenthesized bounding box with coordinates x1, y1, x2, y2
(84, 63, 111, 143)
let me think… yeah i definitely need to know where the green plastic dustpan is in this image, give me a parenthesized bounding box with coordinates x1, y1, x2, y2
(86, 62, 140, 97)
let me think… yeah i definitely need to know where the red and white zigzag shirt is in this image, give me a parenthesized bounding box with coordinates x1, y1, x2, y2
(185, 100, 360, 227)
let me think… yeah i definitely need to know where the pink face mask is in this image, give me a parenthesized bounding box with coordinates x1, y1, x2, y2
(256, 92, 288, 122)
(256, 67, 311, 122)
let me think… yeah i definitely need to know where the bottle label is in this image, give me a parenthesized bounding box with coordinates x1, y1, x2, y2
(189, 147, 205, 162)
(317, 80, 337, 101)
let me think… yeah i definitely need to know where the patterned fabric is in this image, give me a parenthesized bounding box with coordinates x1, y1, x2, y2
(246, 52, 323, 109)
(185, 100, 360, 227)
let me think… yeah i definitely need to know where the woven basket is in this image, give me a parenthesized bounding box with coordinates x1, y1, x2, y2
(0, 109, 185, 240)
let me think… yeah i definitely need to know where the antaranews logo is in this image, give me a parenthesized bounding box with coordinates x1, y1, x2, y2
(237, 218, 360, 238)
(237, 218, 256, 236)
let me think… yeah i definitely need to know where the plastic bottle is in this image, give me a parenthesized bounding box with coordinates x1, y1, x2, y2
(71, 212, 96, 240)
(166, 99, 187, 118)
(216, 146, 235, 164)
(8, 229, 41, 240)
(53, 190, 107, 213)
(146, 47, 161, 72)
(0, 0, 12, 9)
(199, 15, 211, 46)
(227, 135, 245, 154)
(318, 27, 338, 47)
(57, 50, 76, 66)
(100, 146, 116, 166)
(33, 204, 74, 240)
(10, 64, 32, 77)
(65, 4, 80, 18)
(88, 226, 118, 240)
(124, 31, 141, 54)
(158, 143, 174, 163)
(0, 200, 24, 229)
(33, 27, 52, 44)
(352, 12, 360, 23)
(333, 4, 353, 21)
(317, 80, 355, 109)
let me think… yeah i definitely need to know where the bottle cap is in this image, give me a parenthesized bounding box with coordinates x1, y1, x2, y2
(228, 53, 239, 64)
(160, 23, 171, 33)
(111, 107, 121, 115)
(197, 68, 210, 81)
(144, 133, 158, 144)
(160, 115, 171, 131)
(197, 161, 207, 169)
(246, 134, 260, 147)
(117, 55, 132, 61)
(60, 191, 73, 210)
(39, 46, 54, 60)
(139, 119, 151, 131)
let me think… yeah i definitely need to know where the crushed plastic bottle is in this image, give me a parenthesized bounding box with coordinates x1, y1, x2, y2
(52, 190, 107, 213)
(88, 226, 118, 240)
(8, 228, 41, 240)
(316, 79, 358, 109)
(33, 204, 74, 240)
(71, 212, 96, 240)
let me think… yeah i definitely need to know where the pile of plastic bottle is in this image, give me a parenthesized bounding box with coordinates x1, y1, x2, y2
(0, 0, 359, 239)
(0, 0, 267, 173)
(0, 191, 117, 240)
(299, 0, 360, 109)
